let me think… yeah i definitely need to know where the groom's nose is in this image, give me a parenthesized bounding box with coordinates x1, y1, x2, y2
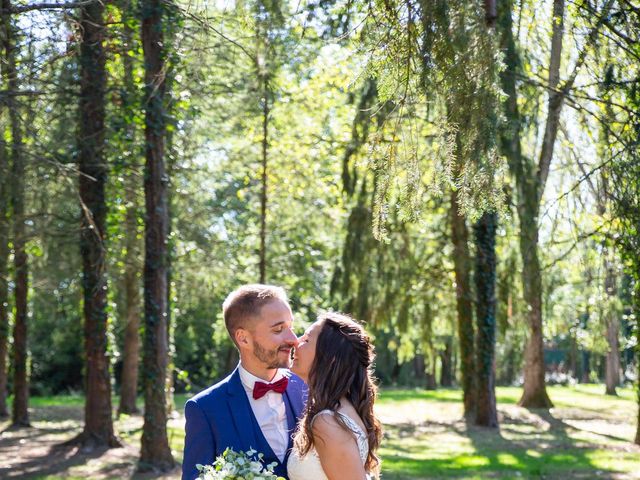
(284, 328, 298, 346)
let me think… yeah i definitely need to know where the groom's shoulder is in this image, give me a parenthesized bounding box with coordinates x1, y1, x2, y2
(186, 370, 236, 407)
(284, 370, 307, 395)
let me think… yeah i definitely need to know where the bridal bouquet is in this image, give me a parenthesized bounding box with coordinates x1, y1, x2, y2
(196, 447, 285, 480)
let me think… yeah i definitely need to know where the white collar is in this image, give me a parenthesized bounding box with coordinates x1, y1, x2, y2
(238, 363, 287, 392)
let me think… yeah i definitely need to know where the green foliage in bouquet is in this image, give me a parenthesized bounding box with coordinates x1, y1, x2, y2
(196, 447, 286, 480)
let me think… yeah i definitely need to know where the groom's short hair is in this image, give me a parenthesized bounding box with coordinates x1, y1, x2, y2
(223, 284, 289, 344)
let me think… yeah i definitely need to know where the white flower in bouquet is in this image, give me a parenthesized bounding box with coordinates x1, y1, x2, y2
(196, 447, 285, 480)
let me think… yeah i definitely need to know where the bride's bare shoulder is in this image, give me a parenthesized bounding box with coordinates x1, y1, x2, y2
(337, 399, 367, 434)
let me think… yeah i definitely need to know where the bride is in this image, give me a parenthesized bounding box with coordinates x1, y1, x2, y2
(287, 312, 382, 480)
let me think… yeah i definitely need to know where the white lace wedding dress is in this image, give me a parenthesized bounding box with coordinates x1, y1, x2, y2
(287, 410, 370, 480)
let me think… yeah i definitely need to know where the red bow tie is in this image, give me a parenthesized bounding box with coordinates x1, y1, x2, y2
(252, 376, 289, 399)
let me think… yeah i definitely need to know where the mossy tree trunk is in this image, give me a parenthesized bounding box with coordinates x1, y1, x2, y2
(118, 0, 142, 417)
(497, 0, 556, 408)
(473, 211, 498, 427)
(3, 0, 30, 427)
(450, 189, 475, 416)
(0, 96, 9, 418)
(139, 0, 174, 470)
(77, 0, 119, 447)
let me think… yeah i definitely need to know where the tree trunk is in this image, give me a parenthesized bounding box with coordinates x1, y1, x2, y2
(78, 0, 118, 447)
(518, 200, 553, 407)
(568, 330, 578, 380)
(603, 252, 620, 395)
(440, 336, 453, 387)
(118, 0, 142, 417)
(502, 340, 516, 386)
(581, 350, 591, 383)
(413, 353, 426, 384)
(0, 106, 9, 418)
(3, 0, 30, 427)
(604, 312, 620, 395)
(484, 0, 497, 27)
(535, 0, 565, 195)
(425, 360, 437, 391)
(473, 211, 498, 427)
(517, 0, 565, 409)
(11, 153, 28, 427)
(119, 172, 141, 414)
(390, 357, 401, 385)
(497, 0, 554, 408)
(139, 0, 174, 470)
(450, 189, 475, 416)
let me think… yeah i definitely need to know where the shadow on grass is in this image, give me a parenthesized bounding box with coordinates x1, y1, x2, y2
(380, 409, 627, 479)
(0, 429, 179, 479)
(0, 427, 106, 479)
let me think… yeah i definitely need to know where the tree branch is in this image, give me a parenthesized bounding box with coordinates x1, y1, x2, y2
(536, 0, 565, 202)
(4, 0, 101, 14)
(536, 0, 615, 205)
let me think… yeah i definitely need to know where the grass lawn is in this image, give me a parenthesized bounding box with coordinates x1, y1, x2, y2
(376, 385, 639, 479)
(0, 385, 638, 479)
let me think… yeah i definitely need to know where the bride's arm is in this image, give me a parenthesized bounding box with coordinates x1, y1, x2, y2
(313, 414, 368, 480)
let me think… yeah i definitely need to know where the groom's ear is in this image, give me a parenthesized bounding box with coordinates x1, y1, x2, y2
(235, 328, 250, 347)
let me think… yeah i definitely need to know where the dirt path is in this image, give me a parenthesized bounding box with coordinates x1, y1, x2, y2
(0, 406, 182, 479)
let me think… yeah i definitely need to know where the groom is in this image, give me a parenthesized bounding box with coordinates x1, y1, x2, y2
(182, 284, 306, 480)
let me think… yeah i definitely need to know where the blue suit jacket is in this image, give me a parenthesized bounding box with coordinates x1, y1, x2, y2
(182, 367, 307, 480)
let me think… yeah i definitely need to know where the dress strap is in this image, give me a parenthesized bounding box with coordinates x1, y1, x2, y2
(312, 410, 368, 446)
(334, 411, 366, 438)
(310, 409, 370, 468)
(312, 410, 365, 435)
(310, 409, 334, 426)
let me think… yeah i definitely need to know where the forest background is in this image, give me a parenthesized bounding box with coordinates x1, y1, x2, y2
(0, 0, 639, 475)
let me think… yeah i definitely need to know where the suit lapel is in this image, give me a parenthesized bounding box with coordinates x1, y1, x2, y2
(283, 374, 305, 451)
(226, 367, 279, 462)
(284, 390, 296, 443)
(226, 368, 261, 453)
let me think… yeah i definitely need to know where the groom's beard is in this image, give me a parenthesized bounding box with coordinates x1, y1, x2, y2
(253, 341, 290, 369)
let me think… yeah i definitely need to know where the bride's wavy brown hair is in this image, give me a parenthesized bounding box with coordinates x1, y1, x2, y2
(293, 312, 382, 476)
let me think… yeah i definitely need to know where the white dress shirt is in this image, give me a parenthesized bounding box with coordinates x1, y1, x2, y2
(238, 364, 289, 462)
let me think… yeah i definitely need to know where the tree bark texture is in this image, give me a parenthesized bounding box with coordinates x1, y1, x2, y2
(473, 211, 498, 427)
(78, 0, 118, 447)
(118, 0, 142, 416)
(140, 0, 174, 469)
(0, 107, 9, 418)
(497, 0, 553, 408)
(119, 175, 142, 416)
(604, 313, 620, 395)
(484, 0, 497, 27)
(3, 0, 30, 427)
(450, 189, 475, 416)
(518, 199, 553, 407)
